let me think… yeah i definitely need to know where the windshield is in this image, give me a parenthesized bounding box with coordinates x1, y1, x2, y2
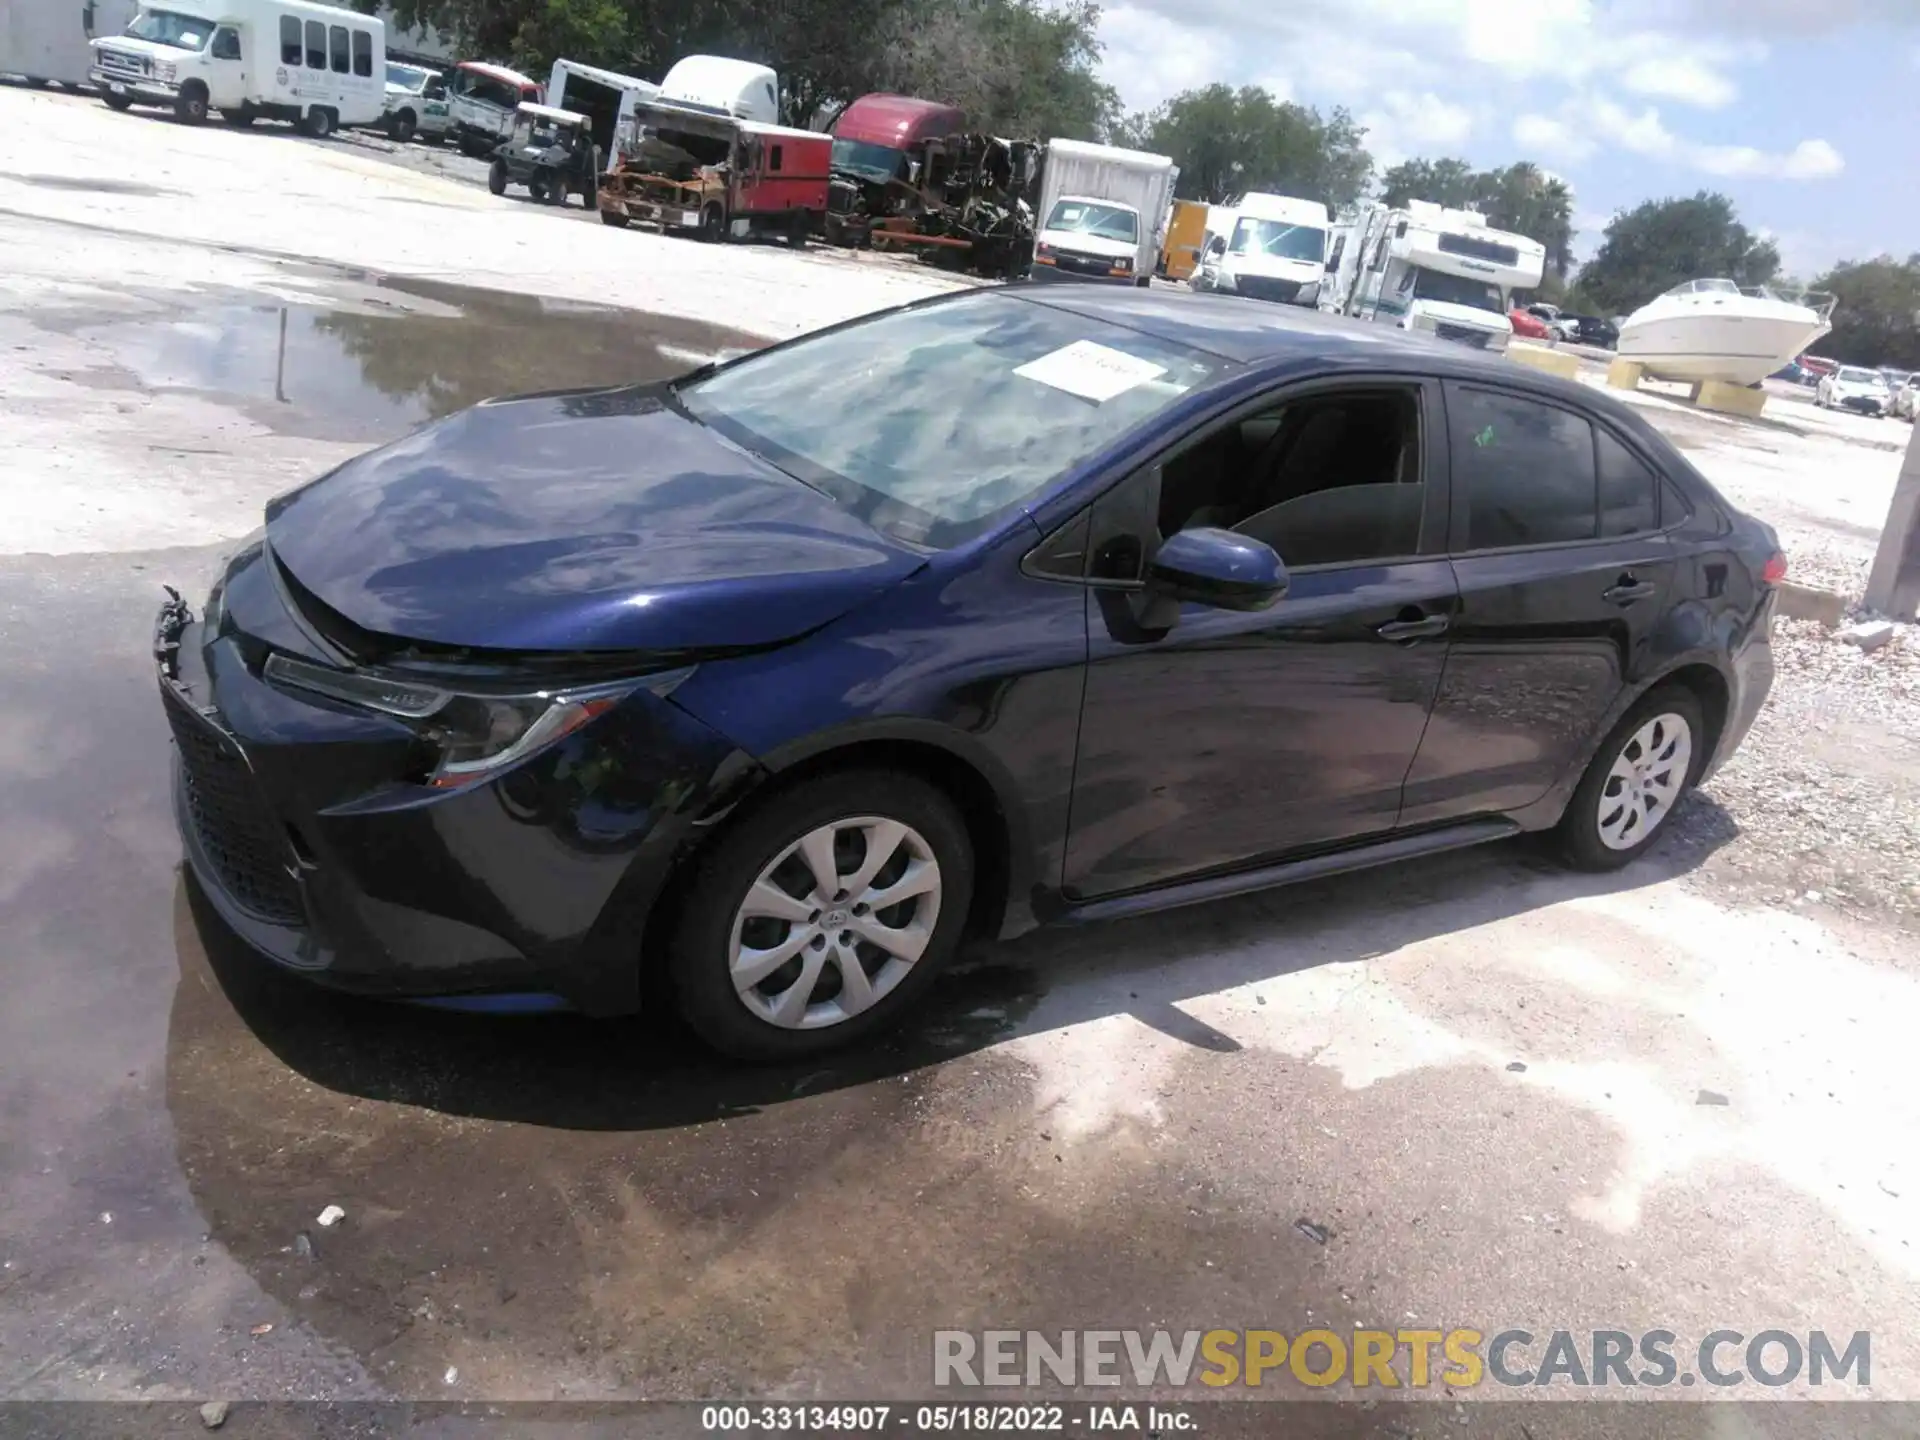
(1229, 218, 1325, 263)
(1838, 367, 1882, 385)
(1045, 201, 1139, 244)
(831, 138, 902, 183)
(126, 8, 212, 49)
(387, 63, 431, 92)
(1410, 267, 1504, 314)
(678, 292, 1229, 548)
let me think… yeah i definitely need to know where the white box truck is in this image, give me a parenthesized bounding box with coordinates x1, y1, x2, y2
(1188, 191, 1331, 307)
(89, 0, 384, 133)
(1031, 138, 1177, 287)
(4, 0, 140, 89)
(548, 57, 658, 162)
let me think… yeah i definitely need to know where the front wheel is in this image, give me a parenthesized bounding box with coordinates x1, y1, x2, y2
(487, 159, 507, 196)
(1557, 687, 1704, 871)
(103, 91, 133, 111)
(173, 83, 208, 124)
(699, 201, 726, 243)
(669, 770, 975, 1061)
(389, 109, 416, 144)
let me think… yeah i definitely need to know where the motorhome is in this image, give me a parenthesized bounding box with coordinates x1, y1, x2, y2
(4, 0, 139, 89)
(1188, 191, 1329, 306)
(445, 58, 541, 155)
(657, 54, 778, 124)
(1030, 138, 1176, 287)
(548, 57, 657, 162)
(89, 0, 383, 133)
(1320, 199, 1546, 352)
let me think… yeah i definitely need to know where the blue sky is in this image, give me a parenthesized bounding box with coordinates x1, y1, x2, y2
(1095, 0, 1918, 279)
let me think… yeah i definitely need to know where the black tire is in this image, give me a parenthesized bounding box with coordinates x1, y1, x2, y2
(487, 159, 507, 196)
(785, 209, 810, 249)
(173, 82, 208, 124)
(222, 107, 254, 127)
(668, 770, 975, 1061)
(1557, 685, 1706, 871)
(544, 171, 568, 205)
(103, 91, 133, 111)
(26, 77, 51, 89)
(699, 201, 726, 243)
(302, 106, 334, 139)
(390, 108, 416, 144)
(599, 207, 629, 227)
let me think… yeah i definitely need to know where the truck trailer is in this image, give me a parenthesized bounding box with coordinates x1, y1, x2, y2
(3, 0, 139, 89)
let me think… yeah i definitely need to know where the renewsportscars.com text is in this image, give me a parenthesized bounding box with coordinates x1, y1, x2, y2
(933, 1328, 1870, 1390)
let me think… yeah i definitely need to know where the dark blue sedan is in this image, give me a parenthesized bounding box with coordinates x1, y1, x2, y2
(159, 286, 1782, 1059)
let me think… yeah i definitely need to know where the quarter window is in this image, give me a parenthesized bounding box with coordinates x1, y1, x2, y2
(329, 24, 348, 73)
(280, 15, 300, 64)
(769, 144, 783, 170)
(304, 19, 324, 69)
(1451, 387, 1598, 549)
(352, 30, 372, 77)
(1597, 430, 1658, 537)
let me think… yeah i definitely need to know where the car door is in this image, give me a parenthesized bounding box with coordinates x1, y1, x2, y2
(1398, 381, 1678, 825)
(207, 23, 244, 108)
(1061, 377, 1458, 900)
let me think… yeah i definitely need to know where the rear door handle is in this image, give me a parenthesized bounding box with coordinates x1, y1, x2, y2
(1375, 613, 1450, 642)
(1603, 575, 1658, 605)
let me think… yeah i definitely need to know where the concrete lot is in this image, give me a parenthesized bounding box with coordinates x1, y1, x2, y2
(2, 82, 1918, 1426)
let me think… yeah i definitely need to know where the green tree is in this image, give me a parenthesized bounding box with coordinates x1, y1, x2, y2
(1116, 84, 1372, 209)
(1575, 192, 1780, 315)
(1812, 254, 1920, 369)
(1379, 157, 1575, 280)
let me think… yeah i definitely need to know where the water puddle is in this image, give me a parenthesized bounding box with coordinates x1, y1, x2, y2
(70, 273, 760, 443)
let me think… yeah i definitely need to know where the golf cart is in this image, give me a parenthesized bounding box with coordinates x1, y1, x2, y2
(488, 102, 600, 207)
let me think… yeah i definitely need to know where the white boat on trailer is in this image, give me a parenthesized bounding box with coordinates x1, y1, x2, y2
(1616, 279, 1836, 388)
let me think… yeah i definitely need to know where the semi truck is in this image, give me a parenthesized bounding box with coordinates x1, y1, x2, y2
(823, 92, 967, 247)
(1320, 199, 1546, 352)
(3, 0, 139, 89)
(1030, 138, 1177, 287)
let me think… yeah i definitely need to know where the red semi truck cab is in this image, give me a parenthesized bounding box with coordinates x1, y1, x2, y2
(825, 93, 969, 246)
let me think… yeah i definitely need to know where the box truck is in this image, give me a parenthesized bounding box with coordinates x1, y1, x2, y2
(547, 56, 656, 162)
(1030, 138, 1177, 287)
(4, 0, 140, 89)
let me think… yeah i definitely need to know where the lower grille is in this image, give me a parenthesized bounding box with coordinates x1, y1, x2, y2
(1436, 323, 1493, 348)
(164, 688, 304, 925)
(1235, 276, 1302, 304)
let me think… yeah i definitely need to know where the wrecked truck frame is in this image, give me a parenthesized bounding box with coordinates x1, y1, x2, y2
(827, 132, 1040, 279)
(597, 101, 828, 247)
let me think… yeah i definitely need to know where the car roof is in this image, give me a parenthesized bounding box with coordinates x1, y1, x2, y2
(998, 285, 1672, 444)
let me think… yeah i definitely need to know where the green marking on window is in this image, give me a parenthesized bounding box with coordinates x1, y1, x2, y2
(1473, 424, 1496, 448)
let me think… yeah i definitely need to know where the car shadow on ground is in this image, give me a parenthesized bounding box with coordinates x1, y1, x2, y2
(180, 794, 1742, 1135)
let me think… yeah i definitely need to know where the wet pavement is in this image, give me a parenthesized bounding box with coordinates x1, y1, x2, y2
(5, 204, 1920, 1421)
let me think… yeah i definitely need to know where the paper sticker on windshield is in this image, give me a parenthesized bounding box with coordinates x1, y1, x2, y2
(1015, 341, 1167, 403)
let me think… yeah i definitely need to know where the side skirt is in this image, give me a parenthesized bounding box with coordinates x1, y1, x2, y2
(1060, 819, 1522, 925)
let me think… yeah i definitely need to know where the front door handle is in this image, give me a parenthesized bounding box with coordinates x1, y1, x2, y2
(1603, 574, 1658, 605)
(1375, 612, 1450, 642)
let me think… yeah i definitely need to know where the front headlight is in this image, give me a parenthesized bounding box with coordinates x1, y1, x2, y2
(263, 654, 694, 789)
(1214, 269, 1236, 292)
(156, 60, 176, 82)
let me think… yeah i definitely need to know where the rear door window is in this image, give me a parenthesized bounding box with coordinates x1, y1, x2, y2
(1448, 386, 1598, 550)
(1597, 430, 1658, 537)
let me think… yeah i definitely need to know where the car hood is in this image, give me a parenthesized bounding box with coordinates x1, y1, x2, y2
(265, 386, 926, 654)
(1223, 254, 1322, 282)
(1040, 229, 1136, 260)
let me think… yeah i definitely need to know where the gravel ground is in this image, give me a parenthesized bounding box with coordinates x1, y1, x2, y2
(1671, 616, 1920, 932)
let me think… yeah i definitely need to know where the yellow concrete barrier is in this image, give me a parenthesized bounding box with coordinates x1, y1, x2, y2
(1508, 343, 1580, 379)
(1692, 379, 1767, 417)
(1607, 358, 1645, 390)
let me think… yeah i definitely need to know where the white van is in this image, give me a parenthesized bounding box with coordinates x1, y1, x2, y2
(657, 54, 778, 124)
(1190, 192, 1330, 306)
(89, 0, 383, 133)
(444, 59, 541, 154)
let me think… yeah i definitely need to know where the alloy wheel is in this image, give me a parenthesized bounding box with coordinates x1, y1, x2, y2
(1596, 712, 1692, 851)
(728, 816, 941, 1030)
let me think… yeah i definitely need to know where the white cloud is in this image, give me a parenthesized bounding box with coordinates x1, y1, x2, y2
(1620, 53, 1739, 107)
(1590, 98, 1679, 157)
(1095, 4, 1234, 112)
(1695, 138, 1846, 180)
(1359, 89, 1476, 166)
(1512, 112, 1597, 161)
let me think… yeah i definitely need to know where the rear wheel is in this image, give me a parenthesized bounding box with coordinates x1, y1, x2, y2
(1557, 686, 1704, 871)
(301, 106, 334, 139)
(173, 81, 208, 124)
(668, 770, 974, 1061)
(487, 159, 507, 196)
(389, 108, 417, 144)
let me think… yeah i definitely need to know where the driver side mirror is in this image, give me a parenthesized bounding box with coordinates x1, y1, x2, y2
(1146, 527, 1288, 612)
